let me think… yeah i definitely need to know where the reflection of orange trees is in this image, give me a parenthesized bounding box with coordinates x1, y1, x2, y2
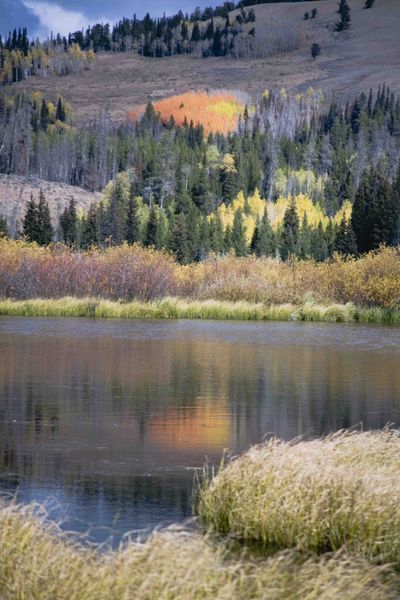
(148, 403, 230, 452)
(130, 92, 244, 135)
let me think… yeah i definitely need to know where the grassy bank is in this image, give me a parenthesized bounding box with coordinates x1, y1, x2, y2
(2, 431, 400, 599)
(198, 430, 400, 564)
(0, 297, 400, 324)
(0, 507, 399, 600)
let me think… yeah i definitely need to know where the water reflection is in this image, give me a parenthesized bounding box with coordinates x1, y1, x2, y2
(0, 318, 399, 543)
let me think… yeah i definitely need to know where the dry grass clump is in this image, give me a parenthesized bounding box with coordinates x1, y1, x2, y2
(198, 430, 400, 564)
(0, 501, 398, 600)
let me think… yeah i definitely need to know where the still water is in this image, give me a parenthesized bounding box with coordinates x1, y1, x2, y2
(0, 317, 399, 544)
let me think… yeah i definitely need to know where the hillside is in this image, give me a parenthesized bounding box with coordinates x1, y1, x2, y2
(10, 0, 400, 122)
(0, 175, 101, 236)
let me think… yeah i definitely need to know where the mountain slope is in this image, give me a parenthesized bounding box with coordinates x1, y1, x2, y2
(9, 0, 400, 121)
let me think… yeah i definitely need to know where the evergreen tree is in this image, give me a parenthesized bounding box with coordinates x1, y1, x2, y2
(351, 169, 372, 253)
(333, 216, 357, 255)
(0, 214, 8, 237)
(59, 198, 77, 246)
(311, 43, 321, 60)
(224, 224, 233, 253)
(311, 223, 329, 262)
(232, 208, 248, 256)
(126, 197, 141, 244)
(352, 167, 398, 253)
(251, 209, 275, 257)
(23, 195, 40, 243)
(280, 201, 299, 260)
(144, 205, 160, 248)
(108, 178, 127, 244)
(81, 203, 99, 248)
(191, 22, 201, 42)
(336, 0, 351, 31)
(209, 213, 225, 254)
(298, 213, 312, 258)
(169, 213, 191, 264)
(37, 190, 53, 245)
(40, 99, 49, 130)
(56, 97, 66, 122)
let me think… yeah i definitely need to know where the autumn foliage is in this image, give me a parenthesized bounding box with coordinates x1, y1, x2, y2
(130, 92, 245, 135)
(0, 240, 399, 310)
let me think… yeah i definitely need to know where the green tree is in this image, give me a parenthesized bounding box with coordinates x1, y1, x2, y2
(311, 43, 321, 60)
(232, 208, 248, 256)
(126, 197, 141, 244)
(169, 213, 191, 264)
(59, 198, 77, 246)
(336, 0, 351, 31)
(81, 203, 99, 248)
(144, 205, 160, 248)
(251, 209, 276, 257)
(280, 201, 299, 261)
(310, 223, 329, 262)
(333, 216, 357, 255)
(0, 214, 8, 238)
(37, 190, 53, 245)
(23, 195, 40, 243)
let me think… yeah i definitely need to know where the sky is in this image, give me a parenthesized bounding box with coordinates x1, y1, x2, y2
(0, 0, 211, 39)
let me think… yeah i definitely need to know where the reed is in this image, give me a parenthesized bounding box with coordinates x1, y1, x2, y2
(197, 430, 400, 564)
(1, 297, 399, 324)
(0, 501, 398, 600)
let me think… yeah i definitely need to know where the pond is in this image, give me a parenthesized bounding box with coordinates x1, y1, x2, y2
(0, 317, 399, 544)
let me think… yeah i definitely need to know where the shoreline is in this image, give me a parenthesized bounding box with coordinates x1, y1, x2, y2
(0, 297, 399, 324)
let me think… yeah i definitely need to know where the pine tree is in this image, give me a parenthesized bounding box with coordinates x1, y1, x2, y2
(81, 204, 99, 248)
(40, 99, 49, 130)
(336, 0, 351, 31)
(298, 213, 312, 258)
(169, 213, 191, 264)
(0, 214, 8, 238)
(37, 190, 53, 245)
(311, 43, 321, 60)
(311, 223, 329, 262)
(144, 205, 160, 248)
(351, 169, 372, 253)
(224, 224, 233, 253)
(210, 213, 225, 254)
(280, 201, 299, 261)
(56, 97, 66, 122)
(333, 216, 357, 255)
(191, 22, 201, 42)
(59, 198, 77, 246)
(232, 209, 248, 256)
(251, 209, 275, 257)
(126, 197, 141, 244)
(23, 195, 40, 243)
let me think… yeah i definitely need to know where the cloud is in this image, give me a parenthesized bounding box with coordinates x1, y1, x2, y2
(22, 0, 111, 37)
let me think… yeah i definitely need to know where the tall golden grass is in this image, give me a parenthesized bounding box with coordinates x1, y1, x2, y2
(197, 430, 400, 563)
(0, 509, 398, 600)
(2, 431, 400, 599)
(0, 240, 399, 317)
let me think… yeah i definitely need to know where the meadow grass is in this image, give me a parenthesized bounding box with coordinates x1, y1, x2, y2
(0, 500, 399, 600)
(197, 430, 400, 564)
(0, 297, 399, 324)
